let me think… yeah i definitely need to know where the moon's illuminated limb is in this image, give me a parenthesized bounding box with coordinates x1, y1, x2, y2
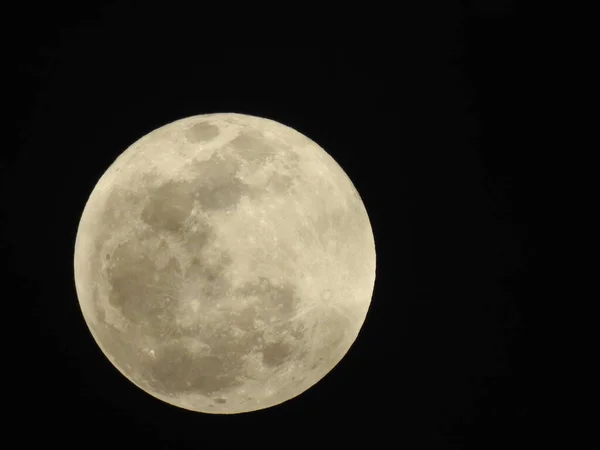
(74, 113, 376, 414)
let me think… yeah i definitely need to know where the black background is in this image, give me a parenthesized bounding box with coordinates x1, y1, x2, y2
(5, 1, 535, 448)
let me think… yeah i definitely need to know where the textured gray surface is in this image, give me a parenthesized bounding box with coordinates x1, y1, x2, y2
(74, 113, 376, 414)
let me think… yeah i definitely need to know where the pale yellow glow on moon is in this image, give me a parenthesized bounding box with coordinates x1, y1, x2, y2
(74, 113, 376, 414)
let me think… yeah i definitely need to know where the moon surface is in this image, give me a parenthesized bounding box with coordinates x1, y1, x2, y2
(74, 113, 376, 414)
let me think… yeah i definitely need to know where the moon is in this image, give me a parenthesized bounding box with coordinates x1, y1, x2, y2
(74, 113, 376, 414)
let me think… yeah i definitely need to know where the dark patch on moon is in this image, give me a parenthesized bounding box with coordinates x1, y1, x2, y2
(100, 187, 145, 236)
(261, 341, 293, 367)
(265, 171, 294, 194)
(186, 122, 220, 143)
(141, 180, 195, 232)
(107, 239, 182, 327)
(194, 182, 247, 211)
(187, 150, 248, 211)
(223, 128, 303, 206)
(146, 348, 242, 396)
(228, 129, 300, 193)
(214, 397, 226, 404)
(229, 130, 281, 163)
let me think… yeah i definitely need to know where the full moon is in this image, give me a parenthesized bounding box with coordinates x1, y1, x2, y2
(74, 113, 376, 414)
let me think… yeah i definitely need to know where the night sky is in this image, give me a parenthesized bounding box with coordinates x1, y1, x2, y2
(6, 1, 535, 448)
